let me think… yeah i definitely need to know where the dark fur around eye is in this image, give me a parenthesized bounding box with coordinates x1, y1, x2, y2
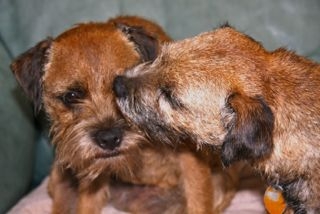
(159, 87, 184, 110)
(58, 87, 86, 108)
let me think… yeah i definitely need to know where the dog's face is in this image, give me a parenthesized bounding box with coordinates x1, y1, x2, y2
(114, 26, 274, 166)
(11, 17, 170, 180)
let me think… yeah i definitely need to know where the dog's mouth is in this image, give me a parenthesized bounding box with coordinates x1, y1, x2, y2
(94, 149, 122, 159)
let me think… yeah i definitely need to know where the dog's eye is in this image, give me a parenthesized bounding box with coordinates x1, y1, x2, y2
(159, 87, 183, 110)
(59, 89, 86, 107)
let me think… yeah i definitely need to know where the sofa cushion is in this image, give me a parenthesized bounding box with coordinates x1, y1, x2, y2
(0, 41, 37, 213)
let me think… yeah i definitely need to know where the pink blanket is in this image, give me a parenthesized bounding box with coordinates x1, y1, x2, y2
(9, 170, 266, 214)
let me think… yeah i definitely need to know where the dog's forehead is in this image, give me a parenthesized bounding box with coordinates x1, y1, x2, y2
(163, 27, 265, 63)
(43, 23, 140, 92)
(149, 27, 268, 88)
(124, 27, 258, 84)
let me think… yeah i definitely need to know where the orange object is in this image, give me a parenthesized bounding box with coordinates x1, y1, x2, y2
(264, 186, 287, 214)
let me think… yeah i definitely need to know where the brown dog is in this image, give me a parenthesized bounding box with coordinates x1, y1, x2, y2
(113, 25, 320, 213)
(10, 16, 238, 214)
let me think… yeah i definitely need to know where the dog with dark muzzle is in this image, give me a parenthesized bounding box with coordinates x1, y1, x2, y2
(113, 25, 320, 213)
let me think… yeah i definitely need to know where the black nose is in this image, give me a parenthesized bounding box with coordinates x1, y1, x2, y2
(93, 128, 123, 150)
(113, 75, 128, 98)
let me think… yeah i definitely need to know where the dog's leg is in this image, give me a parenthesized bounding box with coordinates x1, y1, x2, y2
(211, 162, 244, 212)
(178, 151, 214, 214)
(48, 164, 78, 214)
(77, 177, 109, 214)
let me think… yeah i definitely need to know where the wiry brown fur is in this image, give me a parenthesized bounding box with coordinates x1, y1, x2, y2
(11, 16, 239, 214)
(114, 26, 320, 213)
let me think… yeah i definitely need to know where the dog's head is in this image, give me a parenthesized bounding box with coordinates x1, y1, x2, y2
(11, 16, 170, 180)
(114, 26, 274, 166)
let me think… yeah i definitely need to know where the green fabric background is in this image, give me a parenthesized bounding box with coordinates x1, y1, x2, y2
(1, 0, 319, 212)
(0, 38, 36, 213)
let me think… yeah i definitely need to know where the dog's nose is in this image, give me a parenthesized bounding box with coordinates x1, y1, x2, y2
(113, 75, 128, 98)
(93, 128, 123, 150)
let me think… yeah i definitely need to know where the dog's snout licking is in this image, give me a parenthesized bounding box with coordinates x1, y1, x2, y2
(93, 128, 123, 150)
(113, 75, 129, 99)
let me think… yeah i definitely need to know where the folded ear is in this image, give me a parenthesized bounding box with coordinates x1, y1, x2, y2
(116, 23, 158, 62)
(221, 93, 274, 166)
(10, 38, 52, 113)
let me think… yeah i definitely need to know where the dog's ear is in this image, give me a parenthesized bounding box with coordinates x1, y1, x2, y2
(116, 23, 158, 62)
(221, 93, 274, 166)
(10, 38, 52, 113)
